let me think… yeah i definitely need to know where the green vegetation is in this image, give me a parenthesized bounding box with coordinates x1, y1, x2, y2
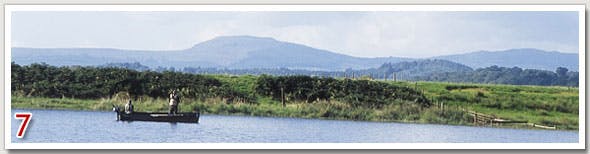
(399, 81, 579, 130)
(11, 63, 579, 130)
(417, 66, 578, 87)
(108, 61, 579, 87)
(12, 95, 472, 126)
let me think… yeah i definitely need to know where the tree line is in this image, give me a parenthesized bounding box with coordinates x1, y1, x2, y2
(12, 62, 430, 108)
(255, 75, 430, 108)
(106, 61, 578, 87)
(417, 66, 579, 87)
(12, 62, 228, 100)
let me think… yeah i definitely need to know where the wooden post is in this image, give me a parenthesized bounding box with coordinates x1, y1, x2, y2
(281, 87, 285, 107)
(474, 113, 477, 125)
(441, 101, 444, 113)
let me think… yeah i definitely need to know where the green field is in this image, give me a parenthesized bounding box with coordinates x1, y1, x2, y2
(396, 81, 579, 130)
(12, 75, 579, 130)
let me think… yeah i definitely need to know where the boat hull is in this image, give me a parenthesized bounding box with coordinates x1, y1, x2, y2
(116, 111, 200, 123)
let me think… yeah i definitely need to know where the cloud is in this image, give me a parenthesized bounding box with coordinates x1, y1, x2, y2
(11, 11, 578, 58)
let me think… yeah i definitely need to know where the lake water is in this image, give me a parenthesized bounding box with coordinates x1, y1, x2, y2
(10, 109, 578, 143)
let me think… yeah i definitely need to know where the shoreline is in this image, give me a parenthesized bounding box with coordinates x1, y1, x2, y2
(11, 102, 573, 131)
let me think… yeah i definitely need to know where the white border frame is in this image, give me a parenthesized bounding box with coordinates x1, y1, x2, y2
(3, 5, 586, 149)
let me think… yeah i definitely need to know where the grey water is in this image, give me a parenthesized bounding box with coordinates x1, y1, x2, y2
(10, 109, 578, 143)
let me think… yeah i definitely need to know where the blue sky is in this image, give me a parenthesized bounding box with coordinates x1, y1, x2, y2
(11, 11, 579, 58)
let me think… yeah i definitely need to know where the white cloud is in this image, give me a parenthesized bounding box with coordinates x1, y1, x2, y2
(12, 11, 578, 58)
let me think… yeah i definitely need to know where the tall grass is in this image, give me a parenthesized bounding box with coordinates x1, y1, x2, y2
(12, 95, 473, 126)
(386, 81, 579, 129)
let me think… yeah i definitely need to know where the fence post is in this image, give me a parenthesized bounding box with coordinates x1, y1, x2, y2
(281, 87, 285, 107)
(441, 101, 444, 114)
(474, 113, 477, 125)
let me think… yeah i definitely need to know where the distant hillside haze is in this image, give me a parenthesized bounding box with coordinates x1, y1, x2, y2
(12, 35, 578, 71)
(342, 59, 474, 80)
(13, 36, 410, 71)
(378, 59, 473, 76)
(180, 36, 412, 70)
(433, 48, 578, 71)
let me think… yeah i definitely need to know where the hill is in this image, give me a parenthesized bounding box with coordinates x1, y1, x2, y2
(12, 36, 410, 71)
(12, 36, 578, 71)
(433, 48, 578, 71)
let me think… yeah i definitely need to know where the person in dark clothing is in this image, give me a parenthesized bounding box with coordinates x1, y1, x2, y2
(168, 90, 180, 114)
(124, 100, 133, 114)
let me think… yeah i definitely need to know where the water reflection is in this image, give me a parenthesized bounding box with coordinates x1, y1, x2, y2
(169, 122, 177, 129)
(11, 109, 578, 143)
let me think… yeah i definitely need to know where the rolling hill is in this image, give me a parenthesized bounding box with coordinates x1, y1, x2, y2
(12, 36, 410, 71)
(433, 48, 578, 71)
(11, 35, 578, 71)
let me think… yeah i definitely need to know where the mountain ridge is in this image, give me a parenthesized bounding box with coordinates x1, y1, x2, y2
(433, 48, 578, 71)
(11, 35, 578, 71)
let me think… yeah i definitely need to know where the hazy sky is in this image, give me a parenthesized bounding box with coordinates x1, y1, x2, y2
(11, 11, 579, 58)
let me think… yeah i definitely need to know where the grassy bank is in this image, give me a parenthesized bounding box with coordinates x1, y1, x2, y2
(12, 95, 472, 125)
(11, 79, 579, 130)
(392, 81, 579, 130)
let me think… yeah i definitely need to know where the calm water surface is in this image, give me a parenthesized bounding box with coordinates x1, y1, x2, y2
(10, 109, 578, 143)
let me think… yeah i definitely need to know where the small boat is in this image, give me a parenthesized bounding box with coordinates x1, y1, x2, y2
(113, 106, 200, 123)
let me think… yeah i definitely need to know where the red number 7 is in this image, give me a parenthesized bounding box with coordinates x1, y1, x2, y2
(15, 113, 32, 138)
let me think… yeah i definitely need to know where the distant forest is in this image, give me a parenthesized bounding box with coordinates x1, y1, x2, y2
(417, 66, 578, 87)
(11, 62, 430, 108)
(102, 60, 579, 87)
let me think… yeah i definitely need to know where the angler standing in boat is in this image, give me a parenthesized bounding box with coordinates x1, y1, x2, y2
(114, 90, 199, 123)
(169, 90, 181, 114)
(124, 99, 134, 114)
